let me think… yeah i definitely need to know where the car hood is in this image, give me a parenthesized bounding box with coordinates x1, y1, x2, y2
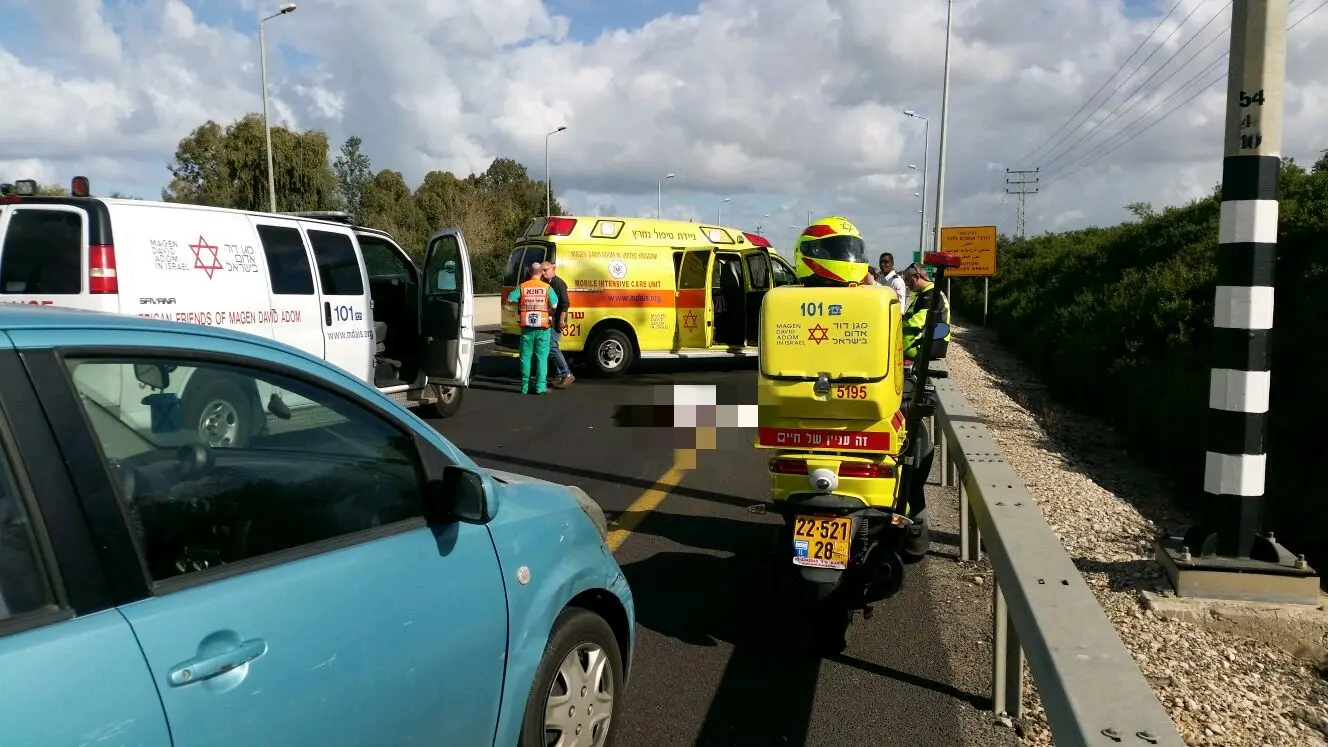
(484, 468, 608, 537)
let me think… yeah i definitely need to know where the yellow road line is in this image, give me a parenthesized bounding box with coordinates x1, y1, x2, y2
(605, 427, 716, 552)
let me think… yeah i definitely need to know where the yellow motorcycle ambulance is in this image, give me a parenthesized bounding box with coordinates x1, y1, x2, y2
(751, 239, 961, 642)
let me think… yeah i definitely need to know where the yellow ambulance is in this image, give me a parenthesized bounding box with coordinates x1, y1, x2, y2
(495, 216, 799, 376)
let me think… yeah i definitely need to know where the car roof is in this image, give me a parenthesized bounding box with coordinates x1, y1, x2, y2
(0, 305, 333, 367)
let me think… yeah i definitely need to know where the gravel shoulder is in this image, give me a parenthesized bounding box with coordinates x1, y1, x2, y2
(946, 325, 1328, 747)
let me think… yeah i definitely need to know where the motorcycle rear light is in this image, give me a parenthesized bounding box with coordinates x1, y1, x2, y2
(769, 458, 808, 474)
(837, 462, 894, 479)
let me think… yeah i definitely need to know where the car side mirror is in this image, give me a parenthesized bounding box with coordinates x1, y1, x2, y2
(423, 465, 489, 524)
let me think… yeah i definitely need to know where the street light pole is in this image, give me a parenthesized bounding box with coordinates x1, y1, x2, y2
(718, 198, 730, 224)
(658, 173, 675, 218)
(259, 3, 297, 214)
(904, 110, 930, 264)
(932, 0, 953, 258)
(545, 126, 567, 216)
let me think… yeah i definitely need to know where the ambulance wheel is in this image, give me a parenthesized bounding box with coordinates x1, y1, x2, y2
(420, 384, 464, 419)
(182, 379, 257, 449)
(587, 328, 634, 377)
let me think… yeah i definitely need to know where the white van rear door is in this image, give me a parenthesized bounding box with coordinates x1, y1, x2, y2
(301, 223, 374, 384)
(419, 228, 473, 386)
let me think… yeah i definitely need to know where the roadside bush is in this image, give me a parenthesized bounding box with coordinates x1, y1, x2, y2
(950, 157, 1328, 570)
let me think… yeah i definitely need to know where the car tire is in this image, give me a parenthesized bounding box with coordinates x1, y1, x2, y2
(587, 328, 634, 377)
(181, 379, 257, 449)
(419, 384, 464, 419)
(519, 607, 624, 747)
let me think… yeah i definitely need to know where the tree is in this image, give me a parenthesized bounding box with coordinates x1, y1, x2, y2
(333, 135, 372, 219)
(161, 115, 567, 292)
(163, 114, 339, 212)
(1125, 201, 1155, 220)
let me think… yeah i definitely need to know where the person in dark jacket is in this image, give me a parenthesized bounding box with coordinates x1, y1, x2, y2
(541, 260, 574, 389)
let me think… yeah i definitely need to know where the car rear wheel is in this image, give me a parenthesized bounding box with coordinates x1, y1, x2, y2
(519, 607, 623, 747)
(182, 379, 256, 449)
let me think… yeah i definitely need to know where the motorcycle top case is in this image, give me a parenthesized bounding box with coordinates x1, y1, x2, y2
(755, 285, 906, 454)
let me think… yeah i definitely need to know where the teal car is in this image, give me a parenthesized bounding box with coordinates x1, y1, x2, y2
(0, 305, 632, 747)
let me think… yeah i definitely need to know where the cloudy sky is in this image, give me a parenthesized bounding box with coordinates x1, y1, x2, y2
(2, 0, 1325, 259)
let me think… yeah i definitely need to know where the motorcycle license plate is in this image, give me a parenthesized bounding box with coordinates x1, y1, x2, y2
(791, 515, 852, 569)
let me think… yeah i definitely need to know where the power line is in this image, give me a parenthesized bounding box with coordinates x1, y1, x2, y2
(1041, 12, 1236, 181)
(1010, 0, 1186, 168)
(1042, 0, 1324, 189)
(1029, 0, 1208, 170)
(1040, 1, 1232, 173)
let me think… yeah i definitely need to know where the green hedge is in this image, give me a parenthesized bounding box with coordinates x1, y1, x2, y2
(949, 157, 1328, 569)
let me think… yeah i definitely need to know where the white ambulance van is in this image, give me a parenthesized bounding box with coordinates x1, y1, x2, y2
(0, 177, 476, 446)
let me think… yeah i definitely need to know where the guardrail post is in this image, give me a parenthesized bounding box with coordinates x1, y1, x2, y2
(938, 421, 950, 487)
(959, 472, 981, 562)
(991, 581, 1025, 719)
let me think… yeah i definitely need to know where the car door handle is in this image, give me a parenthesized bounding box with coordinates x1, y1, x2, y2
(168, 637, 268, 687)
(324, 302, 332, 326)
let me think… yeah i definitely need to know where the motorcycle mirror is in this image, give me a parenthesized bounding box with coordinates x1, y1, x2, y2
(923, 252, 962, 269)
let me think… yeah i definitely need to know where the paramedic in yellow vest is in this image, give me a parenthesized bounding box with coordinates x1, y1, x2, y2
(507, 262, 560, 395)
(899, 262, 951, 361)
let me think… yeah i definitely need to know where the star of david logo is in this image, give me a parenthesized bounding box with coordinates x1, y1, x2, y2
(190, 235, 223, 279)
(683, 310, 698, 331)
(808, 324, 830, 344)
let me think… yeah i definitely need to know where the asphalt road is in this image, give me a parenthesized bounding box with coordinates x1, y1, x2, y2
(427, 332, 1019, 747)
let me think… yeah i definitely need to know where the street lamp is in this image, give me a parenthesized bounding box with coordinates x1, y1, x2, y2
(260, 2, 297, 213)
(904, 109, 931, 263)
(545, 126, 567, 216)
(931, 0, 954, 265)
(718, 198, 730, 224)
(657, 173, 675, 219)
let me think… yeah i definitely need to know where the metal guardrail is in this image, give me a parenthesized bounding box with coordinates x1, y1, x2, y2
(930, 375, 1186, 747)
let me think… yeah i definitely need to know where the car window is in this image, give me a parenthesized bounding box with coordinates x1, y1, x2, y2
(306, 230, 365, 296)
(358, 235, 413, 281)
(425, 234, 462, 294)
(676, 250, 710, 290)
(0, 436, 54, 621)
(257, 224, 315, 295)
(0, 208, 83, 295)
(63, 357, 430, 583)
(771, 256, 798, 286)
(502, 248, 524, 287)
(746, 253, 770, 289)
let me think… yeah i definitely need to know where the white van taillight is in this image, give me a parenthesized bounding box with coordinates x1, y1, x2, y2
(89, 244, 118, 294)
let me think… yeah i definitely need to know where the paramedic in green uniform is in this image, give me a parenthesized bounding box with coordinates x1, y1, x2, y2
(507, 263, 560, 394)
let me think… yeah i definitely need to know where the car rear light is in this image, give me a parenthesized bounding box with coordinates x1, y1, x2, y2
(769, 458, 808, 474)
(838, 462, 894, 479)
(543, 217, 576, 236)
(89, 244, 118, 294)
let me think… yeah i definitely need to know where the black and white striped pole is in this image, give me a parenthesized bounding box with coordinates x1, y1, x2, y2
(1162, 0, 1318, 604)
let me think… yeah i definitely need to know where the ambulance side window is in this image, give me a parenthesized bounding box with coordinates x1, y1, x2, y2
(502, 249, 524, 287)
(676, 251, 709, 289)
(0, 209, 83, 295)
(257, 225, 315, 295)
(306, 230, 365, 296)
(771, 257, 798, 287)
(746, 253, 770, 289)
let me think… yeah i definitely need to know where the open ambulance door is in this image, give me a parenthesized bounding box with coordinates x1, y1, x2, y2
(419, 227, 475, 387)
(674, 247, 713, 349)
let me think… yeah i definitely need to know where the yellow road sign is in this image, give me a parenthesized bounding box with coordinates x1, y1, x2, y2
(937, 225, 997, 277)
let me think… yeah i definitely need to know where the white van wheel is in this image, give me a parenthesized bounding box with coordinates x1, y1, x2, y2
(182, 380, 256, 449)
(419, 384, 464, 419)
(588, 329, 633, 378)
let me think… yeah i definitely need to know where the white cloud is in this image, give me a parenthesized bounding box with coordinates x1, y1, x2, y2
(2, 0, 1326, 254)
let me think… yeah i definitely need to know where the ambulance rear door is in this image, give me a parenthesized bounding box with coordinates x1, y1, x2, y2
(673, 247, 713, 349)
(419, 227, 475, 386)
